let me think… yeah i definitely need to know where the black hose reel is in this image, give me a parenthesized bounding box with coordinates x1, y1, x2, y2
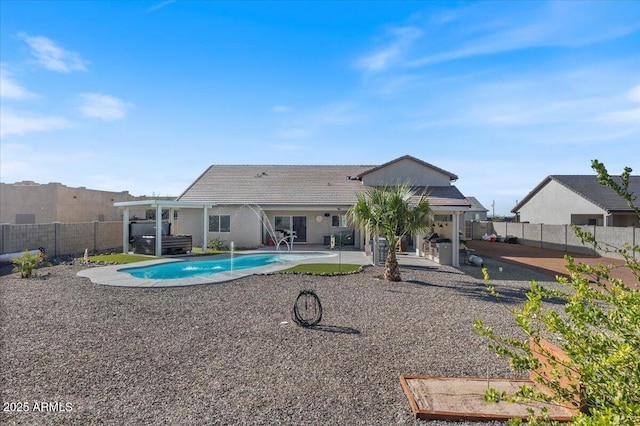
(292, 289, 322, 327)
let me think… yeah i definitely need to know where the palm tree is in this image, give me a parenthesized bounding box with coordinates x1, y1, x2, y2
(347, 183, 431, 282)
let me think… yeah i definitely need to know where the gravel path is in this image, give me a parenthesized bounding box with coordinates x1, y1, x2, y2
(1, 257, 558, 425)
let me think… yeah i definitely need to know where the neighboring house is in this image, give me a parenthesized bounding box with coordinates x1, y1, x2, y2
(464, 197, 489, 222)
(176, 155, 471, 263)
(0, 181, 148, 224)
(512, 175, 640, 226)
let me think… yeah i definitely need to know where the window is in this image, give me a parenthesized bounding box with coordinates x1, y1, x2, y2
(15, 213, 36, 224)
(274, 215, 291, 232)
(332, 214, 348, 227)
(209, 215, 231, 232)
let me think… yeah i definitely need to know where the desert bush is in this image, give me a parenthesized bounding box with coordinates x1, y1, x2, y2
(12, 250, 42, 278)
(474, 160, 640, 425)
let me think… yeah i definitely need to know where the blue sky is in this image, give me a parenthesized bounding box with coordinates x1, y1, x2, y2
(1, 1, 639, 216)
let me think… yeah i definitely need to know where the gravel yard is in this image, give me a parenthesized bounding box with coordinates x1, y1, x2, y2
(1, 257, 558, 425)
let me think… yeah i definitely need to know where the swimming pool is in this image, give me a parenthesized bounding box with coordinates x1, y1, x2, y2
(119, 252, 334, 280)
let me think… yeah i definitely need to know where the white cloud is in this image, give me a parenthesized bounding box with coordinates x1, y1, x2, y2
(598, 84, 640, 124)
(268, 143, 304, 152)
(19, 33, 88, 73)
(600, 108, 640, 124)
(0, 109, 71, 138)
(628, 84, 640, 103)
(146, 0, 176, 13)
(357, 26, 422, 72)
(271, 105, 291, 113)
(275, 101, 361, 139)
(359, 3, 640, 71)
(76, 93, 132, 120)
(277, 128, 309, 139)
(0, 65, 37, 99)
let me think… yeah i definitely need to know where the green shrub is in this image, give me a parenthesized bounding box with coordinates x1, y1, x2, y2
(474, 161, 640, 425)
(12, 250, 42, 278)
(208, 237, 225, 251)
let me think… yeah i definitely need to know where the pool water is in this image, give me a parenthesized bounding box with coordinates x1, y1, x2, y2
(120, 252, 333, 280)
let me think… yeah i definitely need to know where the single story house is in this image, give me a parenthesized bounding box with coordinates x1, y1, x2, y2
(175, 155, 472, 265)
(512, 175, 640, 226)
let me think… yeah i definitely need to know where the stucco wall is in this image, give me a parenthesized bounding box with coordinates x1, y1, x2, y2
(177, 207, 262, 249)
(518, 180, 606, 224)
(1, 182, 58, 224)
(179, 207, 359, 249)
(361, 158, 451, 187)
(56, 185, 142, 222)
(1, 182, 146, 224)
(176, 209, 203, 247)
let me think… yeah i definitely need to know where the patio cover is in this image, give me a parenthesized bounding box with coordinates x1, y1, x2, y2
(114, 200, 216, 256)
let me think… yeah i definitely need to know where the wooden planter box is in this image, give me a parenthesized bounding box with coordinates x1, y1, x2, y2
(400, 337, 582, 422)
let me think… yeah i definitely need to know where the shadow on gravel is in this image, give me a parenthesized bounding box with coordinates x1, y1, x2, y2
(400, 265, 465, 275)
(306, 325, 361, 335)
(0, 264, 14, 276)
(405, 278, 567, 306)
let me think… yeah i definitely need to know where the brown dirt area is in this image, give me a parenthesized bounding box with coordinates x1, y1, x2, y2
(467, 240, 638, 288)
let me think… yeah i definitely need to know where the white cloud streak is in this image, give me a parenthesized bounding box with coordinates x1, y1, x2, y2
(76, 93, 132, 120)
(271, 105, 291, 113)
(599, 84, 640, 124)
(358, 2, 640, 72)
(357, 26, 422, 72)
(0, 109, 72, 138)
(146, 0, 176, 13)
(0, 65, 37, 99)
(275, 102, 362, 140)
(19, 33, 88, 73)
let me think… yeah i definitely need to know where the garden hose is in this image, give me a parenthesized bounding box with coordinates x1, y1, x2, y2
(291, 289, 322, 327)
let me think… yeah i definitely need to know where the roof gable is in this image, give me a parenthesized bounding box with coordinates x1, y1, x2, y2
(465, 196, 488, 212)
(357, 155, 458, 181)
(513, 175, 640, 212)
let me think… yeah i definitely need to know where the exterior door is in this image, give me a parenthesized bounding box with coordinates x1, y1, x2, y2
(293, 216, 307, 243)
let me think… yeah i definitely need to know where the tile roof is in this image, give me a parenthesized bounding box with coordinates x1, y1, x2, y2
(177, 164, 373, 205)
(177, 164, 470, 208)
(411, 186, 471, 208)
(512, 175, 640, 212)
(465, 196, 488, 212)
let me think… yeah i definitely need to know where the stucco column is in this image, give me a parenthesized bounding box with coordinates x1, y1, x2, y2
(122, 207, 129, 254)
(169, 208, 175, 234)
(155, 204, 162, 256)
(202, 206, 208, 252)
(415, 231, 423, 256)
(452, 212, 462, 267)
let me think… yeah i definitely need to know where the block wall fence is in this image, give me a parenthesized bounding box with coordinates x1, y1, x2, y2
(469, 221, 639, 260)
(0, 221, 123, 257)
(1, 220, 638, 260)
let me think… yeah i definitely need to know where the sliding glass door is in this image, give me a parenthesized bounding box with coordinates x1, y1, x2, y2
(274, 215, 307, 243)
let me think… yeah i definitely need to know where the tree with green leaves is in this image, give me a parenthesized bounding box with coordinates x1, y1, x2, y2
(347, 183, 431, 281)
(474, 161, 640, 425)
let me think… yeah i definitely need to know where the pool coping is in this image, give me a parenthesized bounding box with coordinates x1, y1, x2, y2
(77, 250, 372, 288)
